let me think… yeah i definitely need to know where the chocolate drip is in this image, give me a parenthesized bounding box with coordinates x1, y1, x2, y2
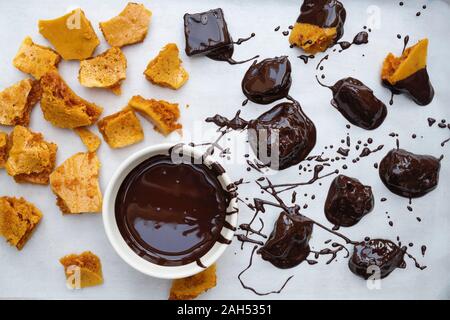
(205, 110, 248, 130)
(324, 175, 374, 227)
(115, 155, 232, 267)
(299, 54, 315, 64)
(242, 56, 292, 104)
(238, 246, 294, 296)
(318, 77, 387, 130)
(379, 148, 441, 198)
(336, 31, 369, 51)
(297, 0, 347, 41)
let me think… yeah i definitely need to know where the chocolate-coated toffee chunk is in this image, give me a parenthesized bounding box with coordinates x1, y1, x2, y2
(329, 77, 387, 130)
(258, 212, 313, 269)
(248, 102, 316, 170)
(379, 149, 440, 198)
(349, 239, 405, 279)
(382, 39, 434, 106)
(289, 0, 346, 53)
(241, 56, 292, 104)
(183, 8, 255, 64)
(324, 175, 374, 227)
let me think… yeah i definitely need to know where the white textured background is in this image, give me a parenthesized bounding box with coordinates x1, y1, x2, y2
(0, 0, 449, 299)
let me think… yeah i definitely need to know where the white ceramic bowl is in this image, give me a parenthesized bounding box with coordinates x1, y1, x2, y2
(103, 143, 238, 279)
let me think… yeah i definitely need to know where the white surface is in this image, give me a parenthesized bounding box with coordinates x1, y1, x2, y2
(0, 0, 449, 300)
(102, 143, 238, 279)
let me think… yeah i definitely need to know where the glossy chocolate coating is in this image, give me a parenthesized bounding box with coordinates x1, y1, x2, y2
(331, 77, 387, 130)
(349, 239, 405, 279)
(258, 212, 313, 269)
(324, 175, 374, 227)
(383, 68, 434, 106)
(248, 102, 317, 170)
(379, 148, 440, 198)
(297, 0, 346, 40)
(241, 56, 292, 104)
(183, 8, 232, 57)
(115, 155, 230, 266)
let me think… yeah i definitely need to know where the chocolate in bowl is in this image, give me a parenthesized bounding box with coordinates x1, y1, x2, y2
(114, 150, 236, 268)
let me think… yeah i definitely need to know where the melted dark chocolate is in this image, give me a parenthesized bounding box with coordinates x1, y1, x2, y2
(248, 102, 317, 170)
(115, 155, 231, 266)
(382, 68, 434, 106)
(297, 0, 347, 40)
(379, 148, 441, 198)
(321, 77, 387, 130)
(183, 8, 257, 64)
(348, 239, 406, 279)
(324, 175, 374, 227)
(241, 56, 292, 104)
(258, 212, 313, 269)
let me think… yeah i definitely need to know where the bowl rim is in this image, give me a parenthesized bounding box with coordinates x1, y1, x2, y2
(102, 143, 238, 279)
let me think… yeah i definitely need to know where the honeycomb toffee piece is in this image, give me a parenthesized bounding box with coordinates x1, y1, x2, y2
(379, 148, 440, 198)
(324, 175, 374, 227)
(0, 131, 7, 168)
(242, 56, 292, 105)
(98, 109, 144, 149)
(349, 239, 405, 280)
(321, 77, 387, 130)
(0, 79, 41, 127)
(38, 9, 100, 60)
(74, 127, 101, 152)
(99, 3, 152, 48)
(258, 212, 313, 269)
(79, 47, 127, 95)
(382, 39, 434, 106)
(0, 197, 42, 250)
(49, 152, 103, 214)
(169, 264, 217, 300)
(128, 95, 182, 136)
(289, 0, 346, 54)
(13, 37, 61, 80)
(144, 43, 189, 90)
(5, 126, 57, 185)
(40, 71, 103, 129)
(183, 8, 256, 64)
(60, 251, 103, 289)
(0, 197, 43, 251)
(248, 102, 316, 170)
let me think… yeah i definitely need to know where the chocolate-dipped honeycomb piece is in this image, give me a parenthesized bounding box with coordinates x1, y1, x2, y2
(248, 102, 317, 170)
(381, 39, 434, 106)
(183, 8, 255, 64)
(324, 175, 374, 227)
(258, 212, 313, 269)
(327, 77, 387, 130)
(379, 148, 440, 198)
(349, 239, 405, 280)
(289, 0, 346, 54)
(241, 56, 292, 105)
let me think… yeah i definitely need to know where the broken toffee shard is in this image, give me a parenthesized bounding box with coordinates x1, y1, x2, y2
(379, 148, 441, 198)
(348, 239, 405, 279)
(324, 175, 374, 227)
(248, 102, 317, 170)
(258, 212, 313, 269)
(241, 56, 292, 105)
(317, 76, 387, 130)
(183, 8, 257, 65)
